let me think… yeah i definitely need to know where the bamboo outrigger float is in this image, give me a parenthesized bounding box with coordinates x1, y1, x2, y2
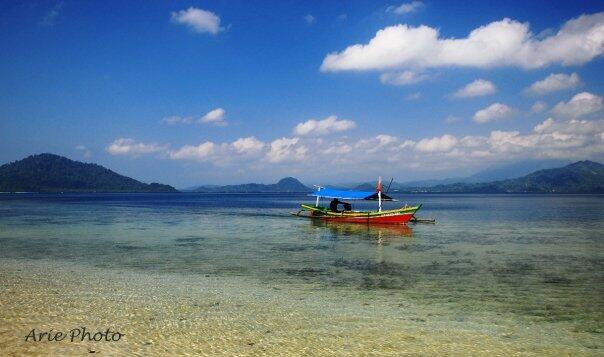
(296, 177, 421, 225)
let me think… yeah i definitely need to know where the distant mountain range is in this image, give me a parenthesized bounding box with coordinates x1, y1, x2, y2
(1, 154, 601, 194)
(460, 159, 571, 183)
(187, 160, 603, 194)
(415, 161, 604, 193)
(353, 159, 571, 190)
(0, 154, 178, 193)
(188, 177, 311, 193)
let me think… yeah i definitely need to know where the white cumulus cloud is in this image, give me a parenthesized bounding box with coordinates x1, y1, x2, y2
(473, 103, 514, 124)
(524, 73, 581, 95)
(266, 137, 307, 163)
(535, 117, 604, 136)
(415, 134, 458, 152)
(169, 142, 215, 161)
(293, 115, 356, 136)
(199, 108, 227, 126)
(386, 1, 424, 15)
(551, 92, 603, 119)
(171, 7, 223, 34)
(231, 137, 265, 154)
(355, 134, 403, 154)
(106, 138, 166, 156)
(320, 13, 604, 72)
(162, 109, 226, 126)
(453, 79, 496, 98)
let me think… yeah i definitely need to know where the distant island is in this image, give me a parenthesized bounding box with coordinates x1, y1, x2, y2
(188, 177, 311, 193)
(0, 153, 178, 193)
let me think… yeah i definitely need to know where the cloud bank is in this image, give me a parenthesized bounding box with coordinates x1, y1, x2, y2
(106, 117, 603, 174)
(107, 90, 604, 177)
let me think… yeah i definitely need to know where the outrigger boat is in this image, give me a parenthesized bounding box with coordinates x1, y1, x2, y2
(297, 177, 421, 225)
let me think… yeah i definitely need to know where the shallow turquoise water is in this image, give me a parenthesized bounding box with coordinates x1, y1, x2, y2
(1, 193, 603, 342)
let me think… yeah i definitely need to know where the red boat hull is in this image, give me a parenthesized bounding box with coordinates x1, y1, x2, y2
(311, 212, 415, 224)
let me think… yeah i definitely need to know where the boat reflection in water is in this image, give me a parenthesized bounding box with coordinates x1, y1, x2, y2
(309, 219, 412, 240)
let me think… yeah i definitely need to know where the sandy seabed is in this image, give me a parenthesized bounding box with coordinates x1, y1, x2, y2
(0, 258, 600, 356)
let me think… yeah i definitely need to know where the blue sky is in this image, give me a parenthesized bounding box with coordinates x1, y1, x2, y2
(1, 1, 603, 187)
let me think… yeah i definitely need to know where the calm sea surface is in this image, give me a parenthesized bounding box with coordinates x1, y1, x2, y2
(0, 193, 602, 354)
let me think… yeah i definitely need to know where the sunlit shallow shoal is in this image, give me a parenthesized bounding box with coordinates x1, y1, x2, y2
(0, 258, 600, 356)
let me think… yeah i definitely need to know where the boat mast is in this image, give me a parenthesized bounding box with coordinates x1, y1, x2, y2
(314, 185, 323, 207)
(377, 176, 382, 212)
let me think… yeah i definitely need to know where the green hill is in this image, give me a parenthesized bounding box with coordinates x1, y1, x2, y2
(420, 161, 604, 193)
(190, 177, 311, 193)
(0, 153, 178, 193)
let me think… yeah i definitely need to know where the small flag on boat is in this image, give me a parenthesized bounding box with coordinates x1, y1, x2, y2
(376, 176, 382, 192)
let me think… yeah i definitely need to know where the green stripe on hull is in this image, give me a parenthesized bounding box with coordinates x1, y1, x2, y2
(300, 203, 421, 217)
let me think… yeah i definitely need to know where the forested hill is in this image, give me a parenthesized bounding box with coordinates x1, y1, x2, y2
(0, 153, 178, 193)
(421, 161, 604, 193)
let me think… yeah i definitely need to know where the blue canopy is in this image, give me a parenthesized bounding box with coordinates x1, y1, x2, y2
(310, 187, 393, 201)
